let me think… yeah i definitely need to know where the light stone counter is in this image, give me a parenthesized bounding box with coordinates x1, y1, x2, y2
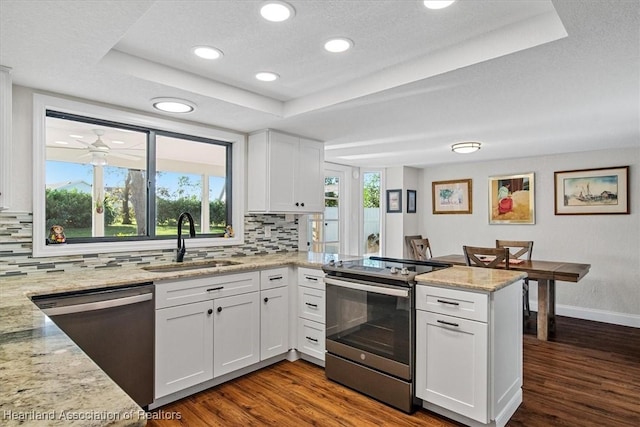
(415, 265, 527, 292)
(0, 251, 352, 427)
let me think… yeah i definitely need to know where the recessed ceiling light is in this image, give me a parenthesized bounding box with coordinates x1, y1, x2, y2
(69, 134, 83, 138)
(151, 98, 196, 113)
(451, 142, 481, 154)
(324, 38, 354, 53)
(111, 140, 125, 145)
(54, 140, 69, 145)
(260, 1, 295, 22)
(423, 1, 456, 10)
(255, 71, 279, 82)
(192, 46, 223, 60)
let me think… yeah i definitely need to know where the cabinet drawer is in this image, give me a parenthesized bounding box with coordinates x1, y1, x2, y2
(298, 267, 324, 290)
(297, 318, 325, 361)
(260, 267, 289, 290)
(298, 285, 325, 323)
(156, 271, 260, 309)
(416, 284, 488, 323)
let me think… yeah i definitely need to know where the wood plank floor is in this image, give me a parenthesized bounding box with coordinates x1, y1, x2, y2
(147, 316, 640, 427)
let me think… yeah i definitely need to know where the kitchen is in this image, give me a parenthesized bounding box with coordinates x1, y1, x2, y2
(1, 1, 639, 426)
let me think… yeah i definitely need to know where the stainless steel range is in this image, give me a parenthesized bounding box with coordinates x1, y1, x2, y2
(322, 256, 451, 413)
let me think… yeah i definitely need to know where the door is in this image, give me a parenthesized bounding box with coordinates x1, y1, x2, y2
(155, 300, 214, 398)
(307, 171, 344, 253)
(415, 310, 489, 423)
(268, 131, 298, 211)
(296, 138, 324, 212)
(213, 292, 260, 377)
(362, 170, 382, 256)
(260, 286, 289, 360)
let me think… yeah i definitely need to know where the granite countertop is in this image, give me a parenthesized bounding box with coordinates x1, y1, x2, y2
(0, 251, 348, 427)
(415, 265, 527, 292)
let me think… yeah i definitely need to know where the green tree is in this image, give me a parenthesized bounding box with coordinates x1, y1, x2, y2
(363, 173, 380, 208)
(46, 188, 92, 228)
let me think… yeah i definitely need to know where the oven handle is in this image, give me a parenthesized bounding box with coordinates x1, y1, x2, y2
(324, 277, 409, 298)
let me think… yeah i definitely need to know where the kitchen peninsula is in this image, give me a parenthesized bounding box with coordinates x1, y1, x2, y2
(1, 253, 526, 427)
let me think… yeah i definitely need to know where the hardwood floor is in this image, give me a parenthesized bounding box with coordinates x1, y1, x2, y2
(147, 316, 640, 427)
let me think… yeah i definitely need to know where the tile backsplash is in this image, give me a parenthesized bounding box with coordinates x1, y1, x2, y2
(0, 212, 298, 277)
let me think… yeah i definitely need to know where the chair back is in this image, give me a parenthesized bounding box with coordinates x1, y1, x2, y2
(410, 238, 433, 260)
(404, 235, 423, 259)
(463, 245, 510, 269)
(496, 240, 533, 261)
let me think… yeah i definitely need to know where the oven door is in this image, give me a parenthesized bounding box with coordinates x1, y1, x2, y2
(325, 277, 413, 380)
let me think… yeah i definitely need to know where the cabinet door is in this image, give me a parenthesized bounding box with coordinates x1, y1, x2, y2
(268, 131, 299, 212)
(260, 286, 289, 360)
(213, 292, 260, 377)
(295, 138, 324, 212)
(416, 310, 489, 423)
(155, 300, 213, 398)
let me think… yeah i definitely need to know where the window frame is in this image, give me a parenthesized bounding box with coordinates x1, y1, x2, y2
(33, 93, 245, 257)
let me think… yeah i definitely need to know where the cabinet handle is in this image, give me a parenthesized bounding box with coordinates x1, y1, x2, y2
(306, 336, 318, 343)
(437, 319, 459, 327)
(269, 276, 283, 281)
(264, 297, 269, 303)
(305, 302, 318, 308)
(301, 202, 305, 207)
(305, 276, 318, 281)
(217, 306, 222, 313)
(207, 308, 213, 315)
(295, 202, 300, 207)
(207, 286, 224, 292)
(436, 299, 459, 306)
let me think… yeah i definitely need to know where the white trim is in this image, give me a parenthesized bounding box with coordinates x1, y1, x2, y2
(32, 93, 246, 257)
(0, 66, 12, 211)
(530, 301, 640, 328)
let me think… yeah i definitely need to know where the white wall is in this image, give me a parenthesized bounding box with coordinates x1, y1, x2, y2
(420, 147, 640, 326)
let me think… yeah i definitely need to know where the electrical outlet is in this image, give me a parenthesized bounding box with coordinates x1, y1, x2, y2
(264, 226, 272, 238)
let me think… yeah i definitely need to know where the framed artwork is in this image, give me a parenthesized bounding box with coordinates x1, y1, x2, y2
(386, 189, 402, 213)
(554, 166, 629, 215)
(432, 178, 472, 214)
(489, 173, 535, 224)
(407, 190, 417, 213)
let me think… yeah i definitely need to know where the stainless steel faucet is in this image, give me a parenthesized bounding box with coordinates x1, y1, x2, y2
(176, 212, 196, 263)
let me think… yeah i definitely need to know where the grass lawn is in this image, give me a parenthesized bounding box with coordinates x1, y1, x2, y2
(63, 224, 226, 238)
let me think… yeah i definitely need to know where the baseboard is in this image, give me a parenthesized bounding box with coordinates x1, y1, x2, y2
(529, 301, 640, 328)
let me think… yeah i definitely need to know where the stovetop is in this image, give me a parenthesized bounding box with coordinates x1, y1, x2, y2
(322, 256, 452, 285)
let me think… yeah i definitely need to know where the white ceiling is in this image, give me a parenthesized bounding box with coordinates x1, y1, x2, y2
(1, 0, 638, 168)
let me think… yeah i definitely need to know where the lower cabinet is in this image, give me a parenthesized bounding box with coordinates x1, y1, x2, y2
(155, 300, 214, 398)
(296, 267, 326, 364)
(213, 292, 261, 378)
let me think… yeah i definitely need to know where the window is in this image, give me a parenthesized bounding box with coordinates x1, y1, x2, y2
(308, 174, 342, 254)
(363, 171, 381, 256)
(34, 94, 245, 257)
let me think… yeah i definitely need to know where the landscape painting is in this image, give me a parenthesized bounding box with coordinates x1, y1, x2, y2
(432, 178, 472, 214)
(554, 166, 629, 215)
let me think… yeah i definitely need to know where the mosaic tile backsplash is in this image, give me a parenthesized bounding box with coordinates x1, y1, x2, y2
(0, 212, 299, 277)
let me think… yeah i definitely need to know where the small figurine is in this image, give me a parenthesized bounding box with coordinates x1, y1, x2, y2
(48, 225, 66, 244)
(224, 225, 234, 238)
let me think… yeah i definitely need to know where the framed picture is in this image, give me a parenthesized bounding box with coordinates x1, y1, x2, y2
(407, 190, 417, 213)
(386, 189, 402, 213)
(489, 172, 535, 224)
(432, 178, 472, 214)
(554, 166, 629, 215)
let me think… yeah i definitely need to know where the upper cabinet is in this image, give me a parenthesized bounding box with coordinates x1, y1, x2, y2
(247, 129, 324, 213)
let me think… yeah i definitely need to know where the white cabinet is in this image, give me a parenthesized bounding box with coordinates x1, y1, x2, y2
(415, 283, 522, 427)
(155, 300, 214, 398)
(213, 292, 260, 377)
(260, 268, 290, 360)
(247, 129, 324, 213)
(155, 271, 260, 398)
(296, 267, 326, 364)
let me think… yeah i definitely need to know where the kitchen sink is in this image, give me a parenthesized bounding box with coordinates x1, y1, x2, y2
(142, 259, 242, 273)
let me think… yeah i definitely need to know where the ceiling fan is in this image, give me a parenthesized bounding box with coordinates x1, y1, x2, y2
(49, 129, 144, 166)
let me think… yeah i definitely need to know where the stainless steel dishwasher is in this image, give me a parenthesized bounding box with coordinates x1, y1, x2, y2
(32, 282, 154, 408)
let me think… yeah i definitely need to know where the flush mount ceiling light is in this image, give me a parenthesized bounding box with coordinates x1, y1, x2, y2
(255, 71, 279, 82)
(151, 98, 196, 113)
(451, 142, 481, 154)
(423, 0, 456, 10)
(324, 37, 354, 53)
(192, 46, 223, 60)
(260, 1, 295, 22)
